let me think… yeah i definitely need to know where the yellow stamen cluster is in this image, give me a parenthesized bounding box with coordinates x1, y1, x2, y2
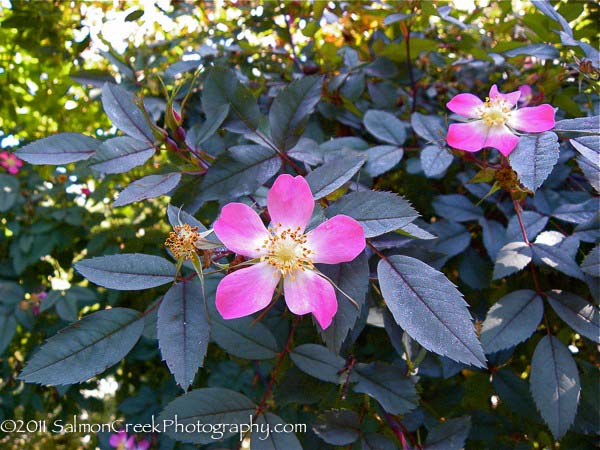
(165, 224, 200, 260)
(258, 223, 314, 278)
(478, 97, 513, 127)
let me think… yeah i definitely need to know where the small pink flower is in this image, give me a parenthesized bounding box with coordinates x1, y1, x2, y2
(213, 174, 366, 329)
(0, 151, 23, 174)
(446, 84, 555, 156)
(518, 85, 533, 105)
(109, 430, 134, 450)
(131, 439, 150, 450)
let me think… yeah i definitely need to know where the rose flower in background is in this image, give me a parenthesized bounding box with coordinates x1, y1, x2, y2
(446, 84, 555, 156)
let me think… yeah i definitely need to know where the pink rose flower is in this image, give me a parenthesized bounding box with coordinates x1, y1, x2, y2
(109, 430, 134, 450)
(131, 439, 150, 450)
(213, 174, 366, 329)
(0, 151, 24, 174)
(446, 84, 555, 156)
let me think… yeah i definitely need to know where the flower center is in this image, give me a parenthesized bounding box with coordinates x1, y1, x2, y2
(478, 97, 513, 127)
(165, 224, 200, 260)
(260, 224, 313, 277)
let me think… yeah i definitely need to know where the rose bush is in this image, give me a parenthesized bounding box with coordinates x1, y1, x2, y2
(1, 1, 598, 449)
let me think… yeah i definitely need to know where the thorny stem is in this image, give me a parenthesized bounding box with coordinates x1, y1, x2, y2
(400, 20, 417, 112)
(512, 199, 550, 334)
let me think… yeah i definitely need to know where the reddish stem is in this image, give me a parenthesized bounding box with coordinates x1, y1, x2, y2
(255, 316, 301, 416)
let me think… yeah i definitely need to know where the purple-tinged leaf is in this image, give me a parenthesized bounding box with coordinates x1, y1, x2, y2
(493, 242, 532, 279)
(581, 244, 599, 277)
(547, 290, 600, 343)
(158, 280, 210, 391)
(530, 335, 580, 439)
(363, 110, 407, 145)
(269, 75, 322, 151)
(75, 254, 176, 290)
(15, 133, 100, 165)
(306, 155, 365, 199)
(378, 255, 487, 368)
(420, 145, 453, 178)
(290, 344, 345, 384)
(365, 145, 403, 177)
(18, 308, 144, 385)
(425, 416, 471, 450)
(480, 290, 543, 354)
(90, 136, 155, 174)
(509, 132, 559, 191)
(113, 172, 181, 207)
(325, 191, 418, 238)
(433, 194, 483, 222)
(102, 83, 154, 143)
(158, 388, 255, 444)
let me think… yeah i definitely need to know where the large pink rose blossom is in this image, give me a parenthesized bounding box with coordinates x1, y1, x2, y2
(0, 151, 23, 174)
(446, 84, 555, 156)
(213, 174, 366, 329)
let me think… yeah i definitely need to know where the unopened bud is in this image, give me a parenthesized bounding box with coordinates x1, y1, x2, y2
(175, 126, 186, 142)
(165, 137, 179, 152)
(173, 109, 182, 125)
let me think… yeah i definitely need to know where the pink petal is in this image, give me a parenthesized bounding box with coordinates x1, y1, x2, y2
(508, 104, 555, 132)
(446, 93, 484, 118)
(306, 215, 365, 264)
(482, 125, 520, 156)
(518, 85, 532, 104)
(135, 440, 150, 450)
(447, 121, 488, 152)
(447, 122, 519, 156)
(109, 435, 121, 447)
(8, 166, 18, 174)
(213, 203, 269, 258)
(267, 174, 314, 231)
(284, 270, 337, 329)
(126, 437, 135, 450)
(216, 262, 280, 319)
(489, 84, 521, 106)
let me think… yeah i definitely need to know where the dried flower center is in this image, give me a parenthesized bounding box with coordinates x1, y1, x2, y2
(478, 97, 513, 127)
(165, 224, 200, 260)
(259, 224, 314, 277)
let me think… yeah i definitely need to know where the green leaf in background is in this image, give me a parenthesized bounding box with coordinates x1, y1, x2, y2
(0, 174, 19, 212)
(425, 416, 472, 450)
